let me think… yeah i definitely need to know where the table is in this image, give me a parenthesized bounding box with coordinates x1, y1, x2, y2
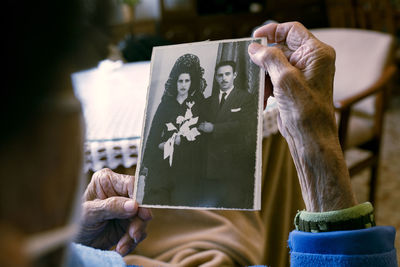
(72, 60, 279, 172)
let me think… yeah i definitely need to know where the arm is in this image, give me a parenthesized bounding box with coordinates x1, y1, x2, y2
(142, 103, 169, 167)
(249, 21, 397, 266)
(145, 110, 163, 154)
(249, 22, 356, 212)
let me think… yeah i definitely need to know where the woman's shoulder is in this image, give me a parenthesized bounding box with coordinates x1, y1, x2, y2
(158, 97, 177, 108)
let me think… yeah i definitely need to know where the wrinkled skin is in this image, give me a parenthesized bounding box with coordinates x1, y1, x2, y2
(250, 22, 337, 139)
(249, 22, 356, 212)
(76, 168, 152, 256)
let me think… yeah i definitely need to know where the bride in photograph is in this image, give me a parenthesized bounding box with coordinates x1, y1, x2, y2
(141, 53, 208, 206)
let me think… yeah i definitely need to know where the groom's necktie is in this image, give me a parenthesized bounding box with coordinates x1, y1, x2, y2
(219, 92, 227, 109)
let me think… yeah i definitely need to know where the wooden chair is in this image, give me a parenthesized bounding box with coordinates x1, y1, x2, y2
(311, 28, 397, 205)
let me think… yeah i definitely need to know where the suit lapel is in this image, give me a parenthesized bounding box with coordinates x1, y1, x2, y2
(218, 88, 240, 118)
(224, 88, 240, 109)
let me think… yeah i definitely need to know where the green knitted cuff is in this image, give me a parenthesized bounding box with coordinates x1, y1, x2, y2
(294, 202, 375, 232)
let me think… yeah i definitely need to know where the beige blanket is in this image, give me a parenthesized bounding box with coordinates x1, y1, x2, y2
(124, 134, 304, 266)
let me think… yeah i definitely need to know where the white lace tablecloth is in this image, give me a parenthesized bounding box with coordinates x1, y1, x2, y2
(72, 60, 279, 172)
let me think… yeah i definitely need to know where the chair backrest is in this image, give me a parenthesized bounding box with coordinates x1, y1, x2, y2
(310, 28, 395, 115)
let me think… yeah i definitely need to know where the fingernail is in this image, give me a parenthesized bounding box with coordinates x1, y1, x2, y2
(118, 245, 129, 256)
(133, 232, 142, 243)
(139, 208, 153, 221)
(124, 200, 136, 212)
(248, 43, 261, 54)
(129, 226, 136, 239)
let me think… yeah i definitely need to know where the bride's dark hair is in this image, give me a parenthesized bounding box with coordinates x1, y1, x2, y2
(162, 54, 207, 102)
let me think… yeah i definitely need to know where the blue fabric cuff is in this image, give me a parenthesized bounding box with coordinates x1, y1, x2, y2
(288, 226, 398, 267)
(65, 243, 126, 267)
(290, 249, 397, 267)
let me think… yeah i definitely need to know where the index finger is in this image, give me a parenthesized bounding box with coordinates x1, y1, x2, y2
(82, 197, 138, 224)
(86, 168, 135, 200)
(253, 22, 313, 51)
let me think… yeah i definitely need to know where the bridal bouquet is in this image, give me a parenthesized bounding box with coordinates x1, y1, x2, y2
(163, 101, 201, 166)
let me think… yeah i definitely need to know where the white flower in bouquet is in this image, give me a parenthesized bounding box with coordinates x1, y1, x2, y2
(163, 101, 201, 166)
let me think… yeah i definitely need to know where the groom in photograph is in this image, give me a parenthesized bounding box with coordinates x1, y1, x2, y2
(198, 60, 257, 209)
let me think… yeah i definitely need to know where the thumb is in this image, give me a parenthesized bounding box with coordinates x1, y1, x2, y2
(248, 43, 300, 92)
(82, 197, 138, 225)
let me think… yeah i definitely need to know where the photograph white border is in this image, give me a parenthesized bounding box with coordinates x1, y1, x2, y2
(134, 37, 266, 210)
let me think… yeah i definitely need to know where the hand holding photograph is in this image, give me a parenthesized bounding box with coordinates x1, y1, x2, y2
(134, 37, 266, 210)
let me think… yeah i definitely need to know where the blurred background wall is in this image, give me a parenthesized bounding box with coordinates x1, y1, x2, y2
(108, 0, 399, 65)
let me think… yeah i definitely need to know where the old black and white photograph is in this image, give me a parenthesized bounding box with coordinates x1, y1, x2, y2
(134, 38, 265, 210)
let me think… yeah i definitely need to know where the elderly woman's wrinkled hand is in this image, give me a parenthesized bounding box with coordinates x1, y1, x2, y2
(249, 22, 356, 212)
(248, 22, 337, 140)
(76, 168, 152, 256)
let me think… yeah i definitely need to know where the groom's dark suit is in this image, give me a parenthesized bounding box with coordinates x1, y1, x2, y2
(202, 87, 257, 209)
